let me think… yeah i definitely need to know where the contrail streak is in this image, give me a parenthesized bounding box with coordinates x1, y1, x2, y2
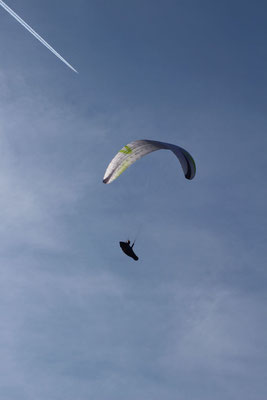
(0, 0, 77, 73)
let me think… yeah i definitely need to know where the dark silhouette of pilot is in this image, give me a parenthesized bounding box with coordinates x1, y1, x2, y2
(119, 240, 138, 261)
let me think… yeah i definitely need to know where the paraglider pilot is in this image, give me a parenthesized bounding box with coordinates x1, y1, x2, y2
(120, 240, 139, 261)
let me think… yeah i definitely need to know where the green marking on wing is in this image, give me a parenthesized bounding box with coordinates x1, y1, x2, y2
(119, 145, 132, 154)
(115, 160, 131, 179)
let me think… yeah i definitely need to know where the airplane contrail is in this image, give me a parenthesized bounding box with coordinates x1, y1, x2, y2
(0, 0, 77, 73)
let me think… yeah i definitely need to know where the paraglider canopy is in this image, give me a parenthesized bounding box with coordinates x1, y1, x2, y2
(103, 139, 196, 184)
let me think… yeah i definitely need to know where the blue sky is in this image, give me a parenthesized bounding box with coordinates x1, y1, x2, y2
(0, 1, 266, 399)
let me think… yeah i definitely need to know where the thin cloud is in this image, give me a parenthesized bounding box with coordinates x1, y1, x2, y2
(0, 0, 77, 73)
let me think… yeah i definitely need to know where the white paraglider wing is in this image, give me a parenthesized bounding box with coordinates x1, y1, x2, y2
(103, 140, 196, 184)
